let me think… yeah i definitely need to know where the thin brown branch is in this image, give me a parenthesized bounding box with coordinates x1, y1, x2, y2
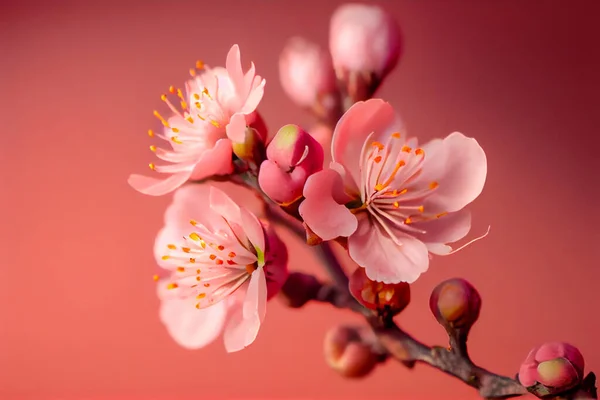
(308, 280, 527, 399)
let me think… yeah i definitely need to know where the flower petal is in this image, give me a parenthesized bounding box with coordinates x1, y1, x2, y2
(240, 77, 265, 115)
(158, 291, 228, 350)
(189, 138, 234, 181)
(299, 169, 358, 241)
(223, 268, 266, 353)
(240, 207, 265, 255)
(225, 44, 246, 97)
(331, 99, 403, 189)
(209, 186, 242, 225)
(128, 171, 192, 196)
(348, 213, 429, 284)
(418, 132, 487, 212)
(414, 209, 472, 252)
(225, 113, 247, 144)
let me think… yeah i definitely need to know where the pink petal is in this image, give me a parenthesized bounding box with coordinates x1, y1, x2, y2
(189, 139, 234, 181)
(225, 44, 246, 97)
(414, 209, 472, 255)
(240, 207, 265, 255)
(223, 269, 267, 353)
(159, 296, 228, 350)
(225, 113, 247, 143)
(518, 363, 539, 387)
(348, 213, 429, 284)
(418, 132, 487, 213)
(128, 171, 192, 196)
(209, 186, 242, 225)
(299, 169, 358, 241)
(240, 77, 265, 115)
(154, 226, 181, 269)
(331, 99, 402, 190)
(163, 184, 229, 234)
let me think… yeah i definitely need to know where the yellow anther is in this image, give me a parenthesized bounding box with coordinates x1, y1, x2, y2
(149, 145, 156, 152)
(166, 283, 178, 289)
(189, 233, 201, 241)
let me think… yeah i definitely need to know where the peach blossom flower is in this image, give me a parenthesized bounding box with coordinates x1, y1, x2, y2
(299, 99, 488, 284)
(154, 185, 288, 352)
(129, 45, 266, 196)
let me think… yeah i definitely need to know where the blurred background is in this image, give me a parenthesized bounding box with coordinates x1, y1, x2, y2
(1, 0, 598, 399)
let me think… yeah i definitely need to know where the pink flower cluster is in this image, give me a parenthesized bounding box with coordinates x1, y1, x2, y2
(129, 3, 489, 353)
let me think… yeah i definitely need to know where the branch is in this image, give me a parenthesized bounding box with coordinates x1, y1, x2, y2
(305, 279, 527, 399)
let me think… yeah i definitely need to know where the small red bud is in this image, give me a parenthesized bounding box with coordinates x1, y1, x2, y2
(349, 267, 410, 316)
(429, 278, 481, 330)
(279, 272, 321, 308)
(323, 326, 378, 378)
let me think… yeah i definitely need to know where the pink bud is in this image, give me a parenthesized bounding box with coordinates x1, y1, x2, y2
(429, 278, 481, 330)
(258, 124, 324, 205)
(349, 267, 410, 316)
(519, 342, 585, 391)
(279, 37, 338, 113)
(323, 326, 378, 378)
(308, 124, 333, 166)
(329, 3, 402, 78)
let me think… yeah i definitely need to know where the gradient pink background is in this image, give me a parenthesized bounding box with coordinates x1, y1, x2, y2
(1, 1, 599, 399)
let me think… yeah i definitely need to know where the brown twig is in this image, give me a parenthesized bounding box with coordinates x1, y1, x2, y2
(307, 280, 527, 399)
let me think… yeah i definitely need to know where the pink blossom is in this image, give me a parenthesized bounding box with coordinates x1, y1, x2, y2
(279, 37, 337, 110)
(154, 185, 288, 352)
(329, 3, 402, 78)
(299, 99, 488, 284)
(129, 45, 266, 196)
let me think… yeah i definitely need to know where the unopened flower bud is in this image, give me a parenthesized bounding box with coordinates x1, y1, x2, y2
(429, 278, 481, 331)
(231, 126, 266, 166)
(309, 124, 333, 166)
(519, 342, 585, 393)
(258, 124, 324, 205)
(279, 37, 341, 122)
(329, 3, 402, 104)
(279, 272, 321, 308)
(324, 326, 378, 378)
(349, 267, 410, 316)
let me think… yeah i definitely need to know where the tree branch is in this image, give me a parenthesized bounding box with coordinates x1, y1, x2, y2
(307, 280, 527, 399)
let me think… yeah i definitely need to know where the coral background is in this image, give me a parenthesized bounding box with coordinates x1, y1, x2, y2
(1, 0, 598, 399)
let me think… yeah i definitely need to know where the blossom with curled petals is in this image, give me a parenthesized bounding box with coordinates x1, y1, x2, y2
(129, 45, 266, 196)
(299, 99, 488, 284)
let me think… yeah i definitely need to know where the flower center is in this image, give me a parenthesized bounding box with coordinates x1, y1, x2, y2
(157, 219, 259, 309)
(349, 132, 450, 234)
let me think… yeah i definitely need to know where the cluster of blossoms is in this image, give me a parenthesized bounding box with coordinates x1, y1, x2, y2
(129, 3, 595, 399)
